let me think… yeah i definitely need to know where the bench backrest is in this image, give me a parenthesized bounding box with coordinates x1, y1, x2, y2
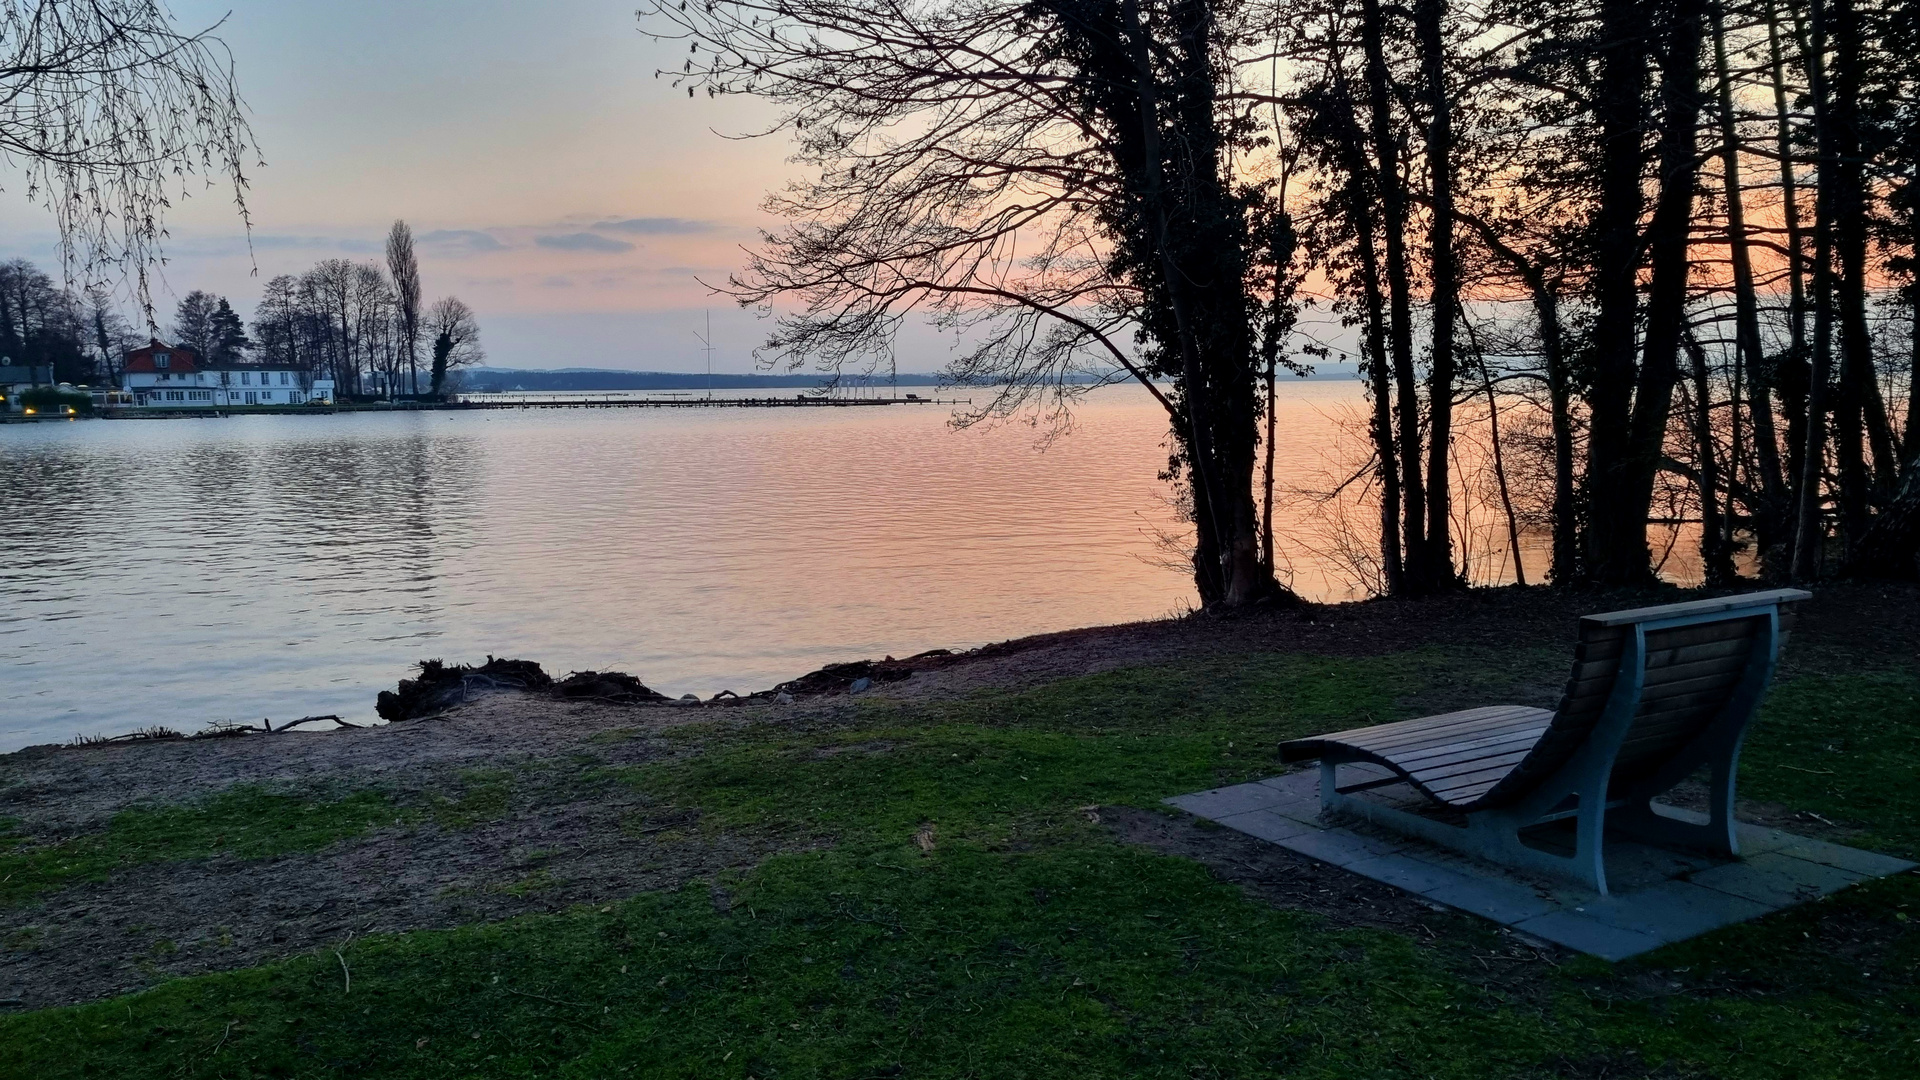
(1478, 589, 1809, 808)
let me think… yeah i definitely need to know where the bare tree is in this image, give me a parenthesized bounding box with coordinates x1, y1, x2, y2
(642, 0, 1308, 608)
(84, 288, 139, 382)
(387, 221, 423, 395)
(348, 263, 395, 395)
(0, 1, 258, 311)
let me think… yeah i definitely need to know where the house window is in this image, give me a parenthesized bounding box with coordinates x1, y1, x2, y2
(290, 392, 303, 404)
(279, 372, 290, 385)
(154, 352, 170, 369)
(158, 372, 170, 381)
(245, 391, 257, 404)
(166, 390, 184, 401)
(241, 371, 252, 385)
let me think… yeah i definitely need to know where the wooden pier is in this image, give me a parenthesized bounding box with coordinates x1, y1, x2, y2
(450, 394, 965, 409)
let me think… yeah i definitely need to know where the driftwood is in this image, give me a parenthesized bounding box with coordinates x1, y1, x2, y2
(68, 714, 354, 748)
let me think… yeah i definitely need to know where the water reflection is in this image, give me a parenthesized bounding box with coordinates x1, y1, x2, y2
(0, 385, 1716, 749)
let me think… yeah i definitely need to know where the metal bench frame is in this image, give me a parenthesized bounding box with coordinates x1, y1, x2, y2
(1306, 591, 1807, 895)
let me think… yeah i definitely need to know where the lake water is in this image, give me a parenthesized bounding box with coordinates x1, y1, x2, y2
(0, 382, 1708, 749)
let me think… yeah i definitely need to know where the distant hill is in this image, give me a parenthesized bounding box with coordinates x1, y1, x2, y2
(459, 365, 1360, 393)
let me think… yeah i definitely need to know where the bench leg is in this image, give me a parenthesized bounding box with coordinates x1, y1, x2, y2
(1610, 757, 1741, 858)
(1317, 761, 1613, 894)
(1464, 791, 1609, 896)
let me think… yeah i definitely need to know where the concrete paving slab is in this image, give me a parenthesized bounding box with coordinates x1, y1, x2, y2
(1165, 772, 1915, 962)
(1591, 841, 1723, 892)
(1732, 825, 1797, 855)
(1215, 808, 1319, 843)
(1275, 826, 1406, 868)
(1513, 911, 1666, 961)
(1575, 880, 1774, 944)
(1257, 771, 1317, 794)
(1687, 850, 1865, 907)
(1343, 852, 1483, 895)
(1766, 835, 1916, 878)
(1423, 876, 1560, 924)
(1165, 782, 1294, 819)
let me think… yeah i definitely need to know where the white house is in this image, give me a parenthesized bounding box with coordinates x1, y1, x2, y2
(120, 340, 324, 407)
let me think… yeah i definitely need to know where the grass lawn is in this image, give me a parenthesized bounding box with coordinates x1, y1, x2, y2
(2, 644, 1916, 1078)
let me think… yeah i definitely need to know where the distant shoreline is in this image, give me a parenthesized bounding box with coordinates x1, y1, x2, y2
(459, 365, 1364, 394)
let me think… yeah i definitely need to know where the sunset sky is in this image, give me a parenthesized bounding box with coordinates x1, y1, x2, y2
(0, 1, 802, 372)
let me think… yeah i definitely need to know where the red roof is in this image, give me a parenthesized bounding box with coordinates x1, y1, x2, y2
(123, 340, 201, 374)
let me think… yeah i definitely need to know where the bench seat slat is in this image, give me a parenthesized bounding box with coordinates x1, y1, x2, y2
(1338, 713, 1551, 754)
(1384, 729, 1552, 769)
(1283, 708, 1548, 761)
(1407, 749, 1537, 786)
(1320, 704, 1543, 743)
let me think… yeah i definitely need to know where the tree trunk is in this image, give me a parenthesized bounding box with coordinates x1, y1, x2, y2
(1466, 216, 1577, 582)
(1908, 295, 1920, 464)
(1583, 0, 1654, 584)
(1359, 0, 1429, 589)
(1117, 0, 1278, 608)
(1330, 67, 1406, 596)
(1766, 0, 1813, 499)
(1463, 306, 1526, 586)
(1620, 0, 1708, 586)
(1415, 0, 1460, 589)
(1825, 0, 1887, 555)
(1714, 3, 1787, 556)
(1686, 334, 1737, 583)
(1792, 0, 1839, 580)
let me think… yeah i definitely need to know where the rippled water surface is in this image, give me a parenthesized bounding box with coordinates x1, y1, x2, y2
(3, 386, 1218, 748)
(6, 381, 1715, 749)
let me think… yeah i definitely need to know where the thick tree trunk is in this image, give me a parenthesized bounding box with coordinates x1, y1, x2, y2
(1359, 0, 1429, 589)
(1116, 0, 1278, 608)
(1825, 0, 1885, 554)
(1583, 0, 1654, 584)
(1415, 0, 1461, 589)
(1618, 0, 1707, 585)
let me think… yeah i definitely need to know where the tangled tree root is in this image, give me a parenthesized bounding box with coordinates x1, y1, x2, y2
(375, 657, 555, 721)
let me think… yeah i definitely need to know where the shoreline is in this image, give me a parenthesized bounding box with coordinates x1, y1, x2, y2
(18, 578, 1914, 760)
(1, 579, 1912, 1012)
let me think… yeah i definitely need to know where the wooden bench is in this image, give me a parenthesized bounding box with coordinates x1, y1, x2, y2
(1279, 589, 1811, 894)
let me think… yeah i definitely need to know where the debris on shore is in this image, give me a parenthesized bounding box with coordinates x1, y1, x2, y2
(552, 670, 672, 705)
(66, 645, 974, 749)
(375, 657, 554, 721)
(768, 650, 953, 697)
